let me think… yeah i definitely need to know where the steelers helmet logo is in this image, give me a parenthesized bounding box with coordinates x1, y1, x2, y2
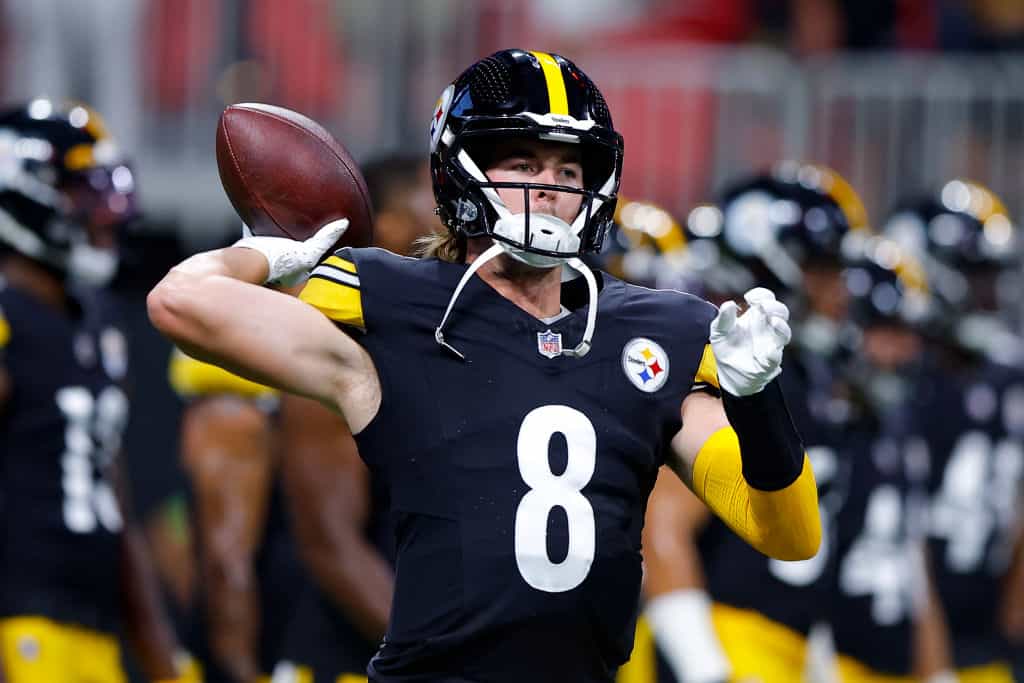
(622, 338, 670, 393)
(429, 85, 454, 153)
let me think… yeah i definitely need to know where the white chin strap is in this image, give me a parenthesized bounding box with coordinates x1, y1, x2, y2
(434, 242, 598, 361)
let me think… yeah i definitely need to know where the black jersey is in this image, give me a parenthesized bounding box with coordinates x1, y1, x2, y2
(299, 248, 718, 683)
(0, 279, 129, 634)
(917, 359, 1024, 668)
(698, 346, 851, 637)
(827, 400, 930, 676)
(168, 352, 303, 680)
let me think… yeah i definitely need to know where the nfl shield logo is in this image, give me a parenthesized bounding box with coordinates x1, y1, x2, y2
(537, 330, 562, 359)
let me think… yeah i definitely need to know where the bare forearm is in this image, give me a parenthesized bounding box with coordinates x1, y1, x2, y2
(642, 470, 709, 597)
(204, 559, 261, 682)
(147, 250, 353, 407)
(171, 246, 270, 284)
(306, 537, 393, 640)
(121, 525, 179, 681)
(913, 563, 954, 676)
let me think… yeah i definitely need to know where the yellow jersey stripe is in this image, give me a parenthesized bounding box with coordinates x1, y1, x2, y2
(168, 349, 276, 399)
(0, 309, 9, 348)
(300, 275, 365, 330)
(530, 51, 569, 115)
(324, 254, 357, 274)
(694, 344, 720, 389)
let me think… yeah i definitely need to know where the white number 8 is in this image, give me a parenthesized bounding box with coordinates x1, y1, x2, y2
(514, 405, 596, 593)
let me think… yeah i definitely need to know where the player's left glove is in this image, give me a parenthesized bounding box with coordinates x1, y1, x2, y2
(709, 287, 792, 396)
(233, 218, 349, 287)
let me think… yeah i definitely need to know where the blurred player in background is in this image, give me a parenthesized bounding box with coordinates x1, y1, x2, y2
(599, 196, 688, 291)
(273, 395, 393, 683)
(827, 235, 955, 682)
(0, 100, 190, 682)
(627, 164, 866, 683)
(361, 155, 438, 256)
(884, 181, 1024, 682)
(169, 348, 302, 683)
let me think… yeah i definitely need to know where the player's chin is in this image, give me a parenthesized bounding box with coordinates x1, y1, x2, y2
(497, 251, 561, 278)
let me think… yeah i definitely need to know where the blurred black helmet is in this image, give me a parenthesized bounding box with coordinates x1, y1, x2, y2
(720, 162, 868, 294)
(428, 49, 623, 264)
(0, 99, 137, 286)
(681, 162, 869, 301)
(883, 180, 1020, 361)
(601, 196, 689, 289)
(841, 233, 932, 330)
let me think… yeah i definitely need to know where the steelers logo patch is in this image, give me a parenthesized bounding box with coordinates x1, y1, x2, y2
(622, 338, 670, 393)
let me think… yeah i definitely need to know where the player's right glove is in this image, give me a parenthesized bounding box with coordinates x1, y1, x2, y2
(233, 218, 349, 287)
(709, 287, 791, 396)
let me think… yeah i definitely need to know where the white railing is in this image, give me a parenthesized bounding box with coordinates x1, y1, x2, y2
(4, 2, 1021, 244)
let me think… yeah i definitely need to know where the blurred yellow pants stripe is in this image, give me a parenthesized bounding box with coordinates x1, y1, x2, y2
(0, 616, 126, 683)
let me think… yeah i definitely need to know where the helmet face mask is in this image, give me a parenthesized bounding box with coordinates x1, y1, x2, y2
(430, 50, 623, 263)
(0, 100, 136, 286)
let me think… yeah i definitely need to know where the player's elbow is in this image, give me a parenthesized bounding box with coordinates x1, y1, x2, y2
(147, 271, 203, 343)
(747, 460, 822, 561)
(765, 516, 821, 561)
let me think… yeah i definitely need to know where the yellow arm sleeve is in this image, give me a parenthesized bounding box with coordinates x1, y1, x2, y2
(299, 254, 365, 330)
(690, 426, 821, 561)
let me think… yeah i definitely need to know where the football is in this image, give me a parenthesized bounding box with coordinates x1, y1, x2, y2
(215, 103, 373, 248)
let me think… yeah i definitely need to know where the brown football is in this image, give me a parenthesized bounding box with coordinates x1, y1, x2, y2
(215, 103, 373, 249)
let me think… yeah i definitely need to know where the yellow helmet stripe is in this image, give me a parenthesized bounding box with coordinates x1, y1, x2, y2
(530, 51, 569, 115)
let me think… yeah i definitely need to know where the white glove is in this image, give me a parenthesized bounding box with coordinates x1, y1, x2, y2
(709, 287, 792, 396)
(233, 219, 349, 287)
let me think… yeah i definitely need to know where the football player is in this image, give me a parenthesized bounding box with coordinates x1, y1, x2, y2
(884, 181, 1024, 682)
(827, 235, 955, 682)
(168, 349, 303, 683)
(630, 164, 866, 683)
(148, 49, 822, 682)
(0, 101, 191, 682)
(599, 196, 689, 291)
(361, 154, 439, 257)
(273, 394, 394, 683)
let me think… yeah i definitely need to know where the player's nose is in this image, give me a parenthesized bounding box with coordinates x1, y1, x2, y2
(535, 164, 560, 187)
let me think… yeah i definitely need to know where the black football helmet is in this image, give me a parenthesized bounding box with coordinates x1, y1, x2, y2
(717, 162, 868, 296)
(841, 233, 932, 330)
(883, 180, 1020, 361)
(680, 163, 868, 317)
(429, 49, 623, 263)
(0, 99, 137, 286)
(601, 195, 689, 289)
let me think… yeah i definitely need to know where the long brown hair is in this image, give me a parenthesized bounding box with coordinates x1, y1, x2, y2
(413, 229, 466, 263)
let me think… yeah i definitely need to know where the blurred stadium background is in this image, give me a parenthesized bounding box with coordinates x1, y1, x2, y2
(6, 0, 1024, 244)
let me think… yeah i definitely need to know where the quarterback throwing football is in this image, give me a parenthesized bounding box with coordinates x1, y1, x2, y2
(149, 49, 821, 683)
